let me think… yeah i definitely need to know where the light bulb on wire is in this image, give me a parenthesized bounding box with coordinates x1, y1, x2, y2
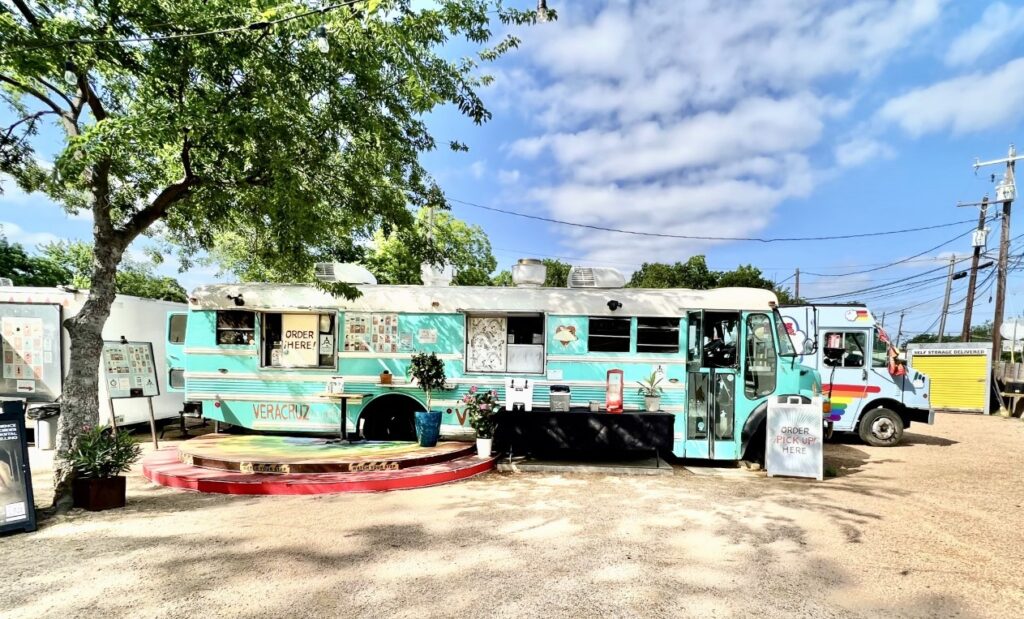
(63, 61, 77, 85)
(315, 25, 330, 53)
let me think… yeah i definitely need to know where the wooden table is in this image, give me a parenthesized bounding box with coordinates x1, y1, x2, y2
(317, 393, 366, 442)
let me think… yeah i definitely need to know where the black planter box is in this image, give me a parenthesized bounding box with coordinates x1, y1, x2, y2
(72, 476, 127, 511)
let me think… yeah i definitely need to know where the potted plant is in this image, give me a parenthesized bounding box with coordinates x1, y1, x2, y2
(637, 372, 664, 412)
(61, 425, 142, 511)
(463, 386, 498, 456)
(379, 369, 393, 385)
(408, 352, 446, 447)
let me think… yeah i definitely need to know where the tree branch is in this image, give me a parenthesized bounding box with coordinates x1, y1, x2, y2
(34, 77, 75, 109)
(11, 0, 40, 28)
(0, 74, 66, 116)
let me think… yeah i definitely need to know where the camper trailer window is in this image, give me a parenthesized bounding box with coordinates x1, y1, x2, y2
(261, 313, 335, 368)
(168, 368, 185, 389)
(168, 314, 187, 344)
(637, 317, 680, 353)
(588, 317, 631, 352)
(744, 314, 777, 398)
(216, 311, 255, 345)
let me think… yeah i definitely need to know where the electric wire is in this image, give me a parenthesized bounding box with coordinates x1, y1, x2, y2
(450, 198, 979, 244)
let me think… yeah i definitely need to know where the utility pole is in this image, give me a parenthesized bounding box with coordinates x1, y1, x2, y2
(896, 311, 905, 349)
(960, 196, 990, 341)
(794, 268, 800, 300)
(973, 144, 1022, 365)
(937, 255, 957, 343)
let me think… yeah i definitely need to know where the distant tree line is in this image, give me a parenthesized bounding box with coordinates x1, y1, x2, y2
(0, 235, 186, 302)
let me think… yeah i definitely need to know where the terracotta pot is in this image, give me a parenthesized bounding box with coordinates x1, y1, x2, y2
(72, 476, 127, 511)
(380, 372, 392, 385)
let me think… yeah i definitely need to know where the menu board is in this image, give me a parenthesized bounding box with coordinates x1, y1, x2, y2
(343, 312, 400, 353)
(102, 341, 160, 399)
(0, 304, 63, 402)
(0, 401, 36, 534)
(766, 396, 824, 481)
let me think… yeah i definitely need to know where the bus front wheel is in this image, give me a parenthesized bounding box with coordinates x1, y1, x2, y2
(858, 408, 904, 447)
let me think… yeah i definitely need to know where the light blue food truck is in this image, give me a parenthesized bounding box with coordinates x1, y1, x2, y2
(779, 304, 933, 447)
(167, 263, 826, 461)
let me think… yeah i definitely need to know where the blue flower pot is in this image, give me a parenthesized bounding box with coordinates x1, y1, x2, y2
(414, 410, 442, 447)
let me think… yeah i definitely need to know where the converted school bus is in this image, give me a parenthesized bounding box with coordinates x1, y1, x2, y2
(170, 273, 823, 461)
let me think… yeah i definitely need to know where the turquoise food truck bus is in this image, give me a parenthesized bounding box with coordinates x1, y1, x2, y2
(168, 269, 824, 461)
(780, 304, 933, 447)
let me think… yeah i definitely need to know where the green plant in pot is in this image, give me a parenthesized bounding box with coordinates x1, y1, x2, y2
(408, 352, 447, 447)
(637, 372, 664, 412)
(463, 386, 498, 456)
(60, 425, 142, 511)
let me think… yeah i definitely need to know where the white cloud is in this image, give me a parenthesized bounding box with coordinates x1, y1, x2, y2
(495, 0, 945, 265)
(469, 160, 486, 180)
(945, 2, 1024, 67)
(0, 221, 60, 247)
(497, 169, 521, 184)
(834, 137, 895, 168)
(878, 57, 1024, 136)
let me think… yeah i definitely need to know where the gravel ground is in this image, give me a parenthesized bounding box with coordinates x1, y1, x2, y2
(2, 414, 1023, 618)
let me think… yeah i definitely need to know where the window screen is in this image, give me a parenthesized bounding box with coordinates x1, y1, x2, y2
(588, 317, 631, 352)
(636, 317, 680, 353)
(216, 311, 255, 345)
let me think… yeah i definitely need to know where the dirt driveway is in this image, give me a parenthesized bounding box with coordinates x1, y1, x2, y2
(3, 414, 1023, 618)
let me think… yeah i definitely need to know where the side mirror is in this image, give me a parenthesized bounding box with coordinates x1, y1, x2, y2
(802, 340, 816, 355)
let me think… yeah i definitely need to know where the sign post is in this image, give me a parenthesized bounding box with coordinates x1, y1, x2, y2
(766, 396, 824, 480)
(0, 399, 36, 534)
(101, 341, 161, 449)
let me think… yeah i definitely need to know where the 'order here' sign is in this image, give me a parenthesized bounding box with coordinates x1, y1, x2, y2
(280, 314, 319, 367)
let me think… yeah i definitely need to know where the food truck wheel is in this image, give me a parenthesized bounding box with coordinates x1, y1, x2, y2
(858, 408, 903, 447)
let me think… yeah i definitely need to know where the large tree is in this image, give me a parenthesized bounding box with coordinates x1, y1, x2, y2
(627, 256, 799, 302)
(0, 0, 545, 506)
(364, 208, 496, 285)
(0, 233, 71, 285)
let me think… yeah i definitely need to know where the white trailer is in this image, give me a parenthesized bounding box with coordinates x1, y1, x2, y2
(0, 287, 185, 427)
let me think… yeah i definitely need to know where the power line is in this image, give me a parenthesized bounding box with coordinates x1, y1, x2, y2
(451, 198, 979, 244)
(806, 264, 954, 301)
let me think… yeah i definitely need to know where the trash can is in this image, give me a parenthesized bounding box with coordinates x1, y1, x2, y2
(550, 385, 571, 412)
(27, 403, 60, 451)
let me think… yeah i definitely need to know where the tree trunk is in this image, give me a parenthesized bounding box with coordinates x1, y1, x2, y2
(52, 239, 124, 509)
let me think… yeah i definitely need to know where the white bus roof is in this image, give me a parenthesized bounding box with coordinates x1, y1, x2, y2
(190, 284, 779, 316)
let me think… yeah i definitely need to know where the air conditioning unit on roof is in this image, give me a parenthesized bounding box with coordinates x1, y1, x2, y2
(567, 266, 625, 289)
(314, 263, 377, 285)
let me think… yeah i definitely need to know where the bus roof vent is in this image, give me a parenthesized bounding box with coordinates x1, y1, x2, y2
(314, 263, 377, 285)
(512, 258, 546, 287)
(567, 266, 625, 289)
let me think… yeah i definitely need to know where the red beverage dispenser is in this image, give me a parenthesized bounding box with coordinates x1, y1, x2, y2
(606, 369, 624, 413)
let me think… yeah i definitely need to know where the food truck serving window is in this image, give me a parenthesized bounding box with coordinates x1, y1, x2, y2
(262, 313, 336, 368)
(216, 311, 255, 345)
(466, 314, 544, 374)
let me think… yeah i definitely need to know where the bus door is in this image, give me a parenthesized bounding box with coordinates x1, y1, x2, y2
(820, 329, 871, 431)
(685, 311, 740, 459)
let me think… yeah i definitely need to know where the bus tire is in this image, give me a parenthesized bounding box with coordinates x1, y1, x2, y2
(858, 407, 903, 447)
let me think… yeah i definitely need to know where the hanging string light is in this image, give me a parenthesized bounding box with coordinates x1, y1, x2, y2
(63, 61, 77, 85)
(314, 25, 330, 53)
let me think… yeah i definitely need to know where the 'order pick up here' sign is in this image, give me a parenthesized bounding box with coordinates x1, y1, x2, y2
(766, 396, 824, 480)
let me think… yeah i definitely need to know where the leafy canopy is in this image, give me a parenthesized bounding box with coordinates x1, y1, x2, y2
(365, 208, 496, 285)
(0, 233, 72, 285)
(39, 241, 187, 302)
(1, 0, 547, 296)
(627, 256, 799, 302)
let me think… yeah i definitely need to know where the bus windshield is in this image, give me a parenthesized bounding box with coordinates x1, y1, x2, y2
(774, 310, 798, 357)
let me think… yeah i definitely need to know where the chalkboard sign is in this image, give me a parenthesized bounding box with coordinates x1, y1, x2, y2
(766, 396, 824, 481)
(0, 399, 36, 534)
(102, 341, 159, 399)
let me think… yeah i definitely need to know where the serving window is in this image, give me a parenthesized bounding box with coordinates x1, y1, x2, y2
(261, 312, 336, 368)
(466, 313, 544, 373)
(216, 311, 255, 345)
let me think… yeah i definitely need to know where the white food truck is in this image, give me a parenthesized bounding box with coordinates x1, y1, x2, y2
(0, 286, 185, 429)
(780, 304, 933, 447)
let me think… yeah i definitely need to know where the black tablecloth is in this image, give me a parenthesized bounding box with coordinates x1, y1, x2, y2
(492, 410, 675, 456)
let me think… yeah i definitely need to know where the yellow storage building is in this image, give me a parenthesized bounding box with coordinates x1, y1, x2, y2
(907, 342, 992, 414)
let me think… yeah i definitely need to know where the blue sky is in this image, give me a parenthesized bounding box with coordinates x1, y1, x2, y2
(5, 0, 1024, 339)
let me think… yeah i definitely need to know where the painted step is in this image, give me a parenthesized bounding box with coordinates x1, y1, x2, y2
(142, 448, 496, 495)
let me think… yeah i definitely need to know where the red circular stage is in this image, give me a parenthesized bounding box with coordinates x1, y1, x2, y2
(143, 434, 495, 495)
